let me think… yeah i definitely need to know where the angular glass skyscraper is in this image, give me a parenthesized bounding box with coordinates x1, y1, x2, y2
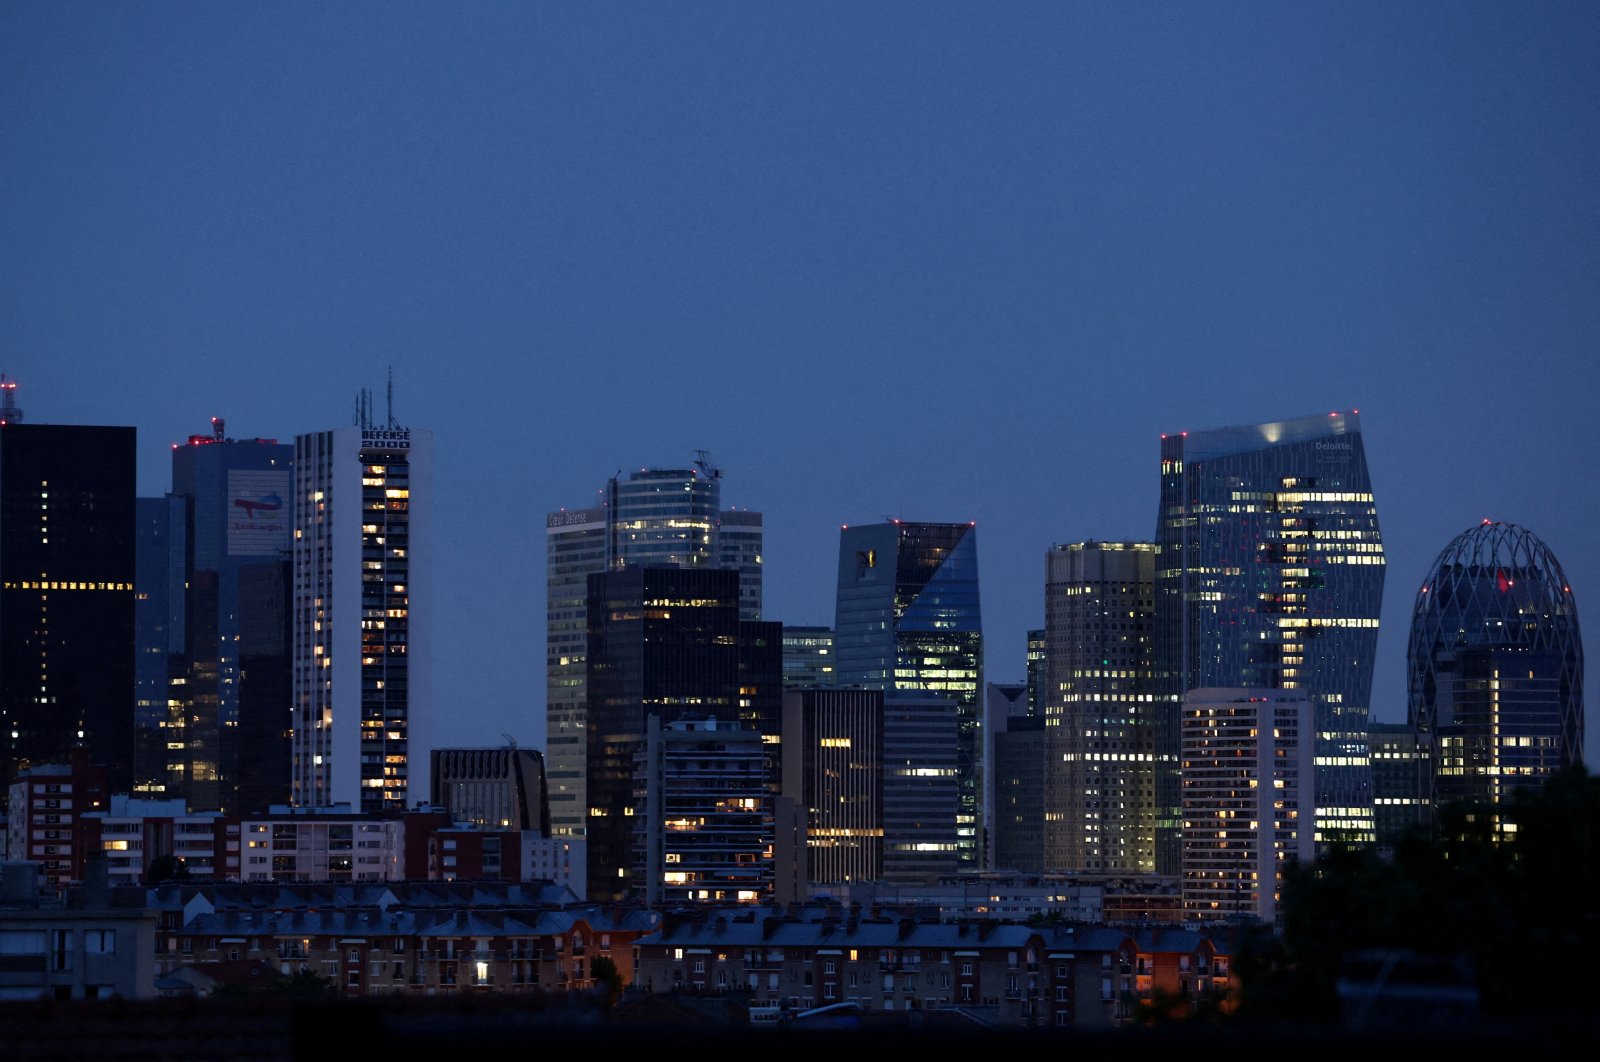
(834, 520, 983, 869)
(1407, 520, 1583, 822)
(1155, 411, 1384, 869)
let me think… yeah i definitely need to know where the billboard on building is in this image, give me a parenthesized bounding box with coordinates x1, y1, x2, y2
(227, 468, 292, 556)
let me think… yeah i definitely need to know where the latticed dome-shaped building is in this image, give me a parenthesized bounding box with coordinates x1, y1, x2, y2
(1407, 520, 1584, 814)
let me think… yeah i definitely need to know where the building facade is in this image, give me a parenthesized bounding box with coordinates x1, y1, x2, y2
(166, 419, 294, 814)
(584, 566, 772, 902)
(544, 505, 607, 840)
(781, 687, 884, 886)
(1179, 689, 1315, 923)
(5, 754, 112, 892)
(834, 521, 983, 870)
(133, 495, 185, 799)
(630, 909, 1234, 1028)
(991, 710, 1045, 874)
(782, 625, 835, 688)
(1407, 520, 1584, 827)
(635, 716, 774, 905)
(431, 746, 550, 833)
(0, 420, 137, 800)
(881, 693, 962, 885)
(1367, 721, 1430, 849)
(545, 461, 763, 842)
(1155, 411, 1384, 869)
(0, 860, 158, 1002)
(292, 421, 432, 812)
(1026, 628, 1046, 717)
(1043, 542, 1157, 875)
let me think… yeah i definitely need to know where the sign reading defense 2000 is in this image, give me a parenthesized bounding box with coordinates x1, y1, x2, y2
(361, 428, 411, 451)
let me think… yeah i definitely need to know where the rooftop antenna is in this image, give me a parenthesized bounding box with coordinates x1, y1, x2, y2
(386, 366, 397, 429)
(211, 416, 226, 442)
(693, 449, 722, 480)
(0, 374, 22, 425)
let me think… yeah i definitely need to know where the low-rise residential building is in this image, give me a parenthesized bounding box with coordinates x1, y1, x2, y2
(629, 905, 1237, 1028)
(142, 880, 652, 999)
(0, 860, 158, 1002)
(6, 754, 112, 892)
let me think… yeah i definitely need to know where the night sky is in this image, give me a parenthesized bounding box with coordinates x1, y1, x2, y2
(3, 3, 1596, 764)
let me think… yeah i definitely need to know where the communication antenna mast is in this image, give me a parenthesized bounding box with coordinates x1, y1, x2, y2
(693, 449, 722, 480)
(387, 366, 398, 428)
(0, 374, 23, 425)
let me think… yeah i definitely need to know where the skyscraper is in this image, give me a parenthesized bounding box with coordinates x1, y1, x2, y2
(1155, 411, 1384, 869)
(1044, 541, 1157, 874)
(1025, 627, 1047, 716)
(166, 418, 293, 812)
(781, 625, 835, 688)
(544, 458, 762, 839)
(834, 520, 983, 869)
(235, 555, 292, 814)
(990, 682, 1044, 873)
(583, 565, 776, 902)
(292, 414, 432, 812)
(781, 687, 884, 885)
(1181, 689, 1315, 923)
(0, 412, 137, 799)
(717, 507, 765, 620)
(133, 495, 184, 798)
(1407, 520, 1584, 826)
(545, 504, 606, 838)
(635, 715, 773, 905)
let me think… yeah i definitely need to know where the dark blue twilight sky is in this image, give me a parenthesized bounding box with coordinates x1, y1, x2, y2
(3, 3, 1597, 763)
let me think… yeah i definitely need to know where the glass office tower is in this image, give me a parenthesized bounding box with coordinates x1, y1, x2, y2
(545, 459, 762, 840)
(1407, 520, 1583, 825)
(1155, 411, 1384, 870)
(834, 520, 983, 870)
(167, 419, 293, 812)
(0, 419, 136, 799)
(584, 566, 780, 903)
(1044, 541, 1157, 874)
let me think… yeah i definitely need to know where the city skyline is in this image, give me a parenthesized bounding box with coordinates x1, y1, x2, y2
(2, 4, 1595, 768)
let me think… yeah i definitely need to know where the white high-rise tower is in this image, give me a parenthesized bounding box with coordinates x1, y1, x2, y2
(293, 399, 432, 812)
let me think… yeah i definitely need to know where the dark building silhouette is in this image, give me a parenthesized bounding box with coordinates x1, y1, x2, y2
(235, 557, 292, 814)
(1407, 520, 1584, 827)
(134, 495, 185, 797)
(0, 418, 136, 800)
(584, 566, 778, 903)
(165, 419, 292, 813)
(431, 745, 550, 833)
(1367, 720, 1430, 848)
(992, 696, 1045, 874)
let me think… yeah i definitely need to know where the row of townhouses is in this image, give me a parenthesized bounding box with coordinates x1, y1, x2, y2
(631, 910, 1235, 1027)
